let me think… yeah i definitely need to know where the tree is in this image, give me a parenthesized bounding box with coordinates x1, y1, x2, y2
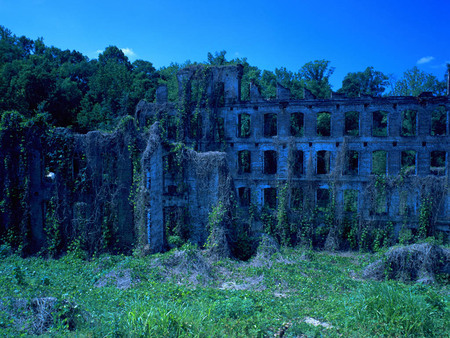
(275, 67, 304, 99)
(299, 60, 334, 98)
(338, 67, 388, 97)
(391, 66, 446, 96)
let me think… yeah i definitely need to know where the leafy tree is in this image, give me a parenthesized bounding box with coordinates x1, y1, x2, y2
(299, 60, 334, 98)
(391, 66, 446, 96)
(275, 67, 304, 99)
(338, 67, 388, 97)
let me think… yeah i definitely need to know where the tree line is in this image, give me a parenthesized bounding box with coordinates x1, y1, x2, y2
(1, 26, 447, 132)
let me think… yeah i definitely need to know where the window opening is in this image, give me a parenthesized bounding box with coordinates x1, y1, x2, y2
(189, 113, 202, 139)
(372, 151, 387, 175)
(373, 110, 388, 136)
(344, 190, 358, 212)
(238, 187, 251, 207)
(401, 109, 417, 136)
(290, 113, 304, 137)
(290, 187, 303, 209)
(264, 187, 277, 209)
(167, 115, 177, 139)
(238, 150, 251, 174)
(346, 150, 359, 175)
(317, 112, 331, 136)
(431, 105, 447, 135)
(264, 150, 278, 174)
(401, 150, 416, 175)
(430, 151, 446, 176)
(317, 150, 330, 174)
(344, 111, 359, 136)
(238, 113, 251, 138)
(264, 113, 278, 137)
(292, 150, 304, 177)
(216, 117, 225, 141)
(317, 189, 330, 212)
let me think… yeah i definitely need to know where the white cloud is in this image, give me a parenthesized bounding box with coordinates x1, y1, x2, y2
(417, 56, 434, 65)
(121, 48, 136, 58)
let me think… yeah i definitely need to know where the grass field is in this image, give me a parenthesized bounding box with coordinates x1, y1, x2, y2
(0, 243, 448, 337)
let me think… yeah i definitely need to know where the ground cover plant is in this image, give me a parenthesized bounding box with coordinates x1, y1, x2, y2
(0, 242, 448, 337)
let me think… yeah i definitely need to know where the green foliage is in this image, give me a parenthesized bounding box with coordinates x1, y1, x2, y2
(391, 66, 446, 96)
(418, 196, 433, 240)
(339, 66, 388, 97)
(299, 60, 334, 98)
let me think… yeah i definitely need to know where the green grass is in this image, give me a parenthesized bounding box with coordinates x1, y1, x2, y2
(0, 247, 448, 337)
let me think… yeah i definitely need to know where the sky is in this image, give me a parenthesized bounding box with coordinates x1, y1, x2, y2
(1, 0, 449, 89)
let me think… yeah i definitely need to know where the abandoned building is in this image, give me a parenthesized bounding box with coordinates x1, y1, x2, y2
(1, 64, 449, 255)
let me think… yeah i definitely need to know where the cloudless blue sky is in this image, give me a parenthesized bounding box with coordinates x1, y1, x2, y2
(1, 0, 449, 89)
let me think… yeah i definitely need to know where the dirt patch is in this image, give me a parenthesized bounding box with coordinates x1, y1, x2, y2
(94, 268, 135, 289)
(363, 243, 450, 283)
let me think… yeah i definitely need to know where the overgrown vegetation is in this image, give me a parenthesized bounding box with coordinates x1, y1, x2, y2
(0, 246, 447, 337)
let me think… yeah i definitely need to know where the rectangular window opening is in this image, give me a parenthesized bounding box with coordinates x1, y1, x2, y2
(292, 150, 304, 177)
(238, 187, 251, 207)
(264, 113, 278, 137)
(431, 106, 447, 136)
(290, 113, 304, 137)
(344, 190, 358, 212)
(264, 150, 278, 175)
(238, 113, 251, 138)
(372, 151, 387, 175)
(317, 188, 330, 212)
(346, 150, 359, 175)
(238, 150, 251, 174)
(401, 150, 416, 175)
(317, 112, 331, 136)
(373, 110, 388, 136)
(401, 109, 417, 136)
(431, 151, 446, 176)
(317, 150, 331, 174)
(264, 187, 277, 209)
(344, 111, 359, 136)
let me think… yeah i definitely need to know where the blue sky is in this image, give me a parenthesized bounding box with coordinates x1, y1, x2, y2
(1, 0, 449, 89)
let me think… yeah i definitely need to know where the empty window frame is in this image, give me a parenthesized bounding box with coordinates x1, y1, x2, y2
(344, 190, 358, 212)
(264, 150, 278, 174)
(238, 187, 251, 207)
(189, 113, 202, 139)
(238, 150, 251, 174)
(317, 188, 330, 211)
(264, 113, 278, 137)
(264, 187, 277, 209)
(290, 187, 303, 209)
(216, 117, 225, 141)
(292, 150, 304, 177)
(344, 111, 359, 136)
(346, 150, 359, 175)
(401, 150, 416, 175)
(372, 151, 387, 175)
(431, 105, 447, 136)
(373, 110, 388, 136)
(317, 150, 331, 174)
(290, 113, 304, 137)
(401, 109, 417, 136)
(430, 151, 446, 176)
(317, 112, 331, 136)
(238, 113, 251, 138)
(167, 115, 177, 139)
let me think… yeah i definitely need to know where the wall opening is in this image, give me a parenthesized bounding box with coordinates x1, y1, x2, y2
(346, 150, 359, 175)
(317, 188, 330, 211)
(401, 150, 416, 175)
(189, 113, 203, 139)
(238, 150, 251, 174)
(264, 187, 277, 209)
(264, 113, 278, 137)
(372, 150, 387, 174)
(164, 206, 189, 244)
(216, 117, 225, 141)
(163, 153, 177, 175)
(430, 151, 446, 176)
(290, 187, 303, 209)
(401, 109, 417, 136)
(167, 115, 177, 140)
(373, 110, 388, 136)
(290, 113, 304, 137)
(238, 113, 251, 138)
(344, 111, 359, 136)
(238, 187, 251, 207)
(431, 105, 447, 136)
(317, 150, 330, 174)
(317, 112, 331, 136)
(344, 190, 358, 212)
(264, 150, 278, 174)
(292, 150, 304, 177)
